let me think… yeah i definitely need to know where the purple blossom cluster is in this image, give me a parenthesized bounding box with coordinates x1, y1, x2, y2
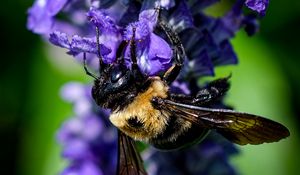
(58, 82, 117, 175)
(144, 132, 239, 175)
(27, 0, 269, 174)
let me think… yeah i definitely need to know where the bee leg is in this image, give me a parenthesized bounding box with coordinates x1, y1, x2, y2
(129, 25, 145, 81)
(163, 63, 183, 85)
(169, 94, 194, 104)
(192, 76, 231, 104)
(156, 8, 186, 85)
(169, 76, 231, 105)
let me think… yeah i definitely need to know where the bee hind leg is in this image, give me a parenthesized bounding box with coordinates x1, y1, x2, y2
(169, 76, 231, 105)
(192, 76, 231, 105)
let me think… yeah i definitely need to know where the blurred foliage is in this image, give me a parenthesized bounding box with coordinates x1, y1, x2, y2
(0, 0, 300, 175)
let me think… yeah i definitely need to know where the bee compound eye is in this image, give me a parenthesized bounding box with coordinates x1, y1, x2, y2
(127, 116, 144, 128)
(111, 69, 124, 83)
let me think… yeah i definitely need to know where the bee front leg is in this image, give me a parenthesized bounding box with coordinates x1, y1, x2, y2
(129, 26, 145, 82)
(156, 8, 186, 85)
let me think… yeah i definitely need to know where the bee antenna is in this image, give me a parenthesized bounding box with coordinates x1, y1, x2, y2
(95, 26, 106, 72)
(130, 25, 138, 66)
(116, 40, 128, 64)
(128, 25, 145, 81)
(154, 5, 162, 17)
(83, 52, 99, 80)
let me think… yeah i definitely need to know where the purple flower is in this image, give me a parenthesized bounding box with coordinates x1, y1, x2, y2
(49, 31, 112, 56)
(61, 161, 103, 175)
(46, 4, 172, 75)
(26, 0, 271, 175)
(86, 8, 123, 61)
(173, 0, 263, 77)
(27, 0, 68, 34)
(144, 133, 238, 175)
(245, 0, 269, 16)
(123, 20, 172, 75)
(57, 82, 117, 175)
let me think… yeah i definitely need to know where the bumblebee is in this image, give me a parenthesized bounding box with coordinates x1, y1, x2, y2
(83, 9, 290, 175)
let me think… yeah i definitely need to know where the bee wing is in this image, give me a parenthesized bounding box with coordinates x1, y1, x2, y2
(158, 98, 290, 145)
(117, 130, 147, 175)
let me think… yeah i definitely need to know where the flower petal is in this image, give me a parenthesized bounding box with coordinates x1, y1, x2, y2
(213, 40, 238, 66)
(159, 0, 176, 9)
(188, 0, 220, 14)
(27, 0, 53, 34)
(245, 0, 269, 16)
(171, 81, 191, 95)
(86, 8, 122, 62)
(118, 1, 140, 25)
(62, 161, 103, 175)
(49, 31, 71, 49)
(168, 0, 194, 32)
(144, 132, 238, 175)
(103, 0, 129, 22)
(86, 8, 118, 33)
(70, 35, 111, 56)
(62, 138, 90, 160)
(147, 33, 172, 62)
(57, 117, 83, 143)
(46, 0, 69, 16)
(123, 20, 150, 40)
(244, 14, 259, 36)
(179, 28, 215, 76)
(180, 51, 214, 77)
(124, 33, 172, 75)
(139, 9, 158, 31)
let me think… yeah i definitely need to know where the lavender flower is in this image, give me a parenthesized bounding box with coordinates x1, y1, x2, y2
(245, 0, 269, 16)
(27, 0, 67, 34)
(27, 0, 270, 174)
(58, 82, 117, 175)
(144, 133, 238, 175)
(46, 3, 172, 75)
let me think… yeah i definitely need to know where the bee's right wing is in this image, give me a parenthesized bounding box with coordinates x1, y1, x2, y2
(155, 98, 290, 145)
(117, 130, 147, 175)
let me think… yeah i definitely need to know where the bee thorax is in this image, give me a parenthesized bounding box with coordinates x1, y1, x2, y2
(109, 78, 170, 141)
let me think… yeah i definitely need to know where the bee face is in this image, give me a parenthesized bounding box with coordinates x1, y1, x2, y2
(92, 64, 133, 109)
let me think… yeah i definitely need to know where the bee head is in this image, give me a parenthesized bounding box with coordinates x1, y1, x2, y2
(91, 63, 135, 109)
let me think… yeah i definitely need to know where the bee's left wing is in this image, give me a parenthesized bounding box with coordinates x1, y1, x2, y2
(117, 130, 147, 175)
(154, 98, 290, 145)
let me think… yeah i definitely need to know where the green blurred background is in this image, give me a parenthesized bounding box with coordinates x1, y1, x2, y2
(1, 1, 300, 175)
